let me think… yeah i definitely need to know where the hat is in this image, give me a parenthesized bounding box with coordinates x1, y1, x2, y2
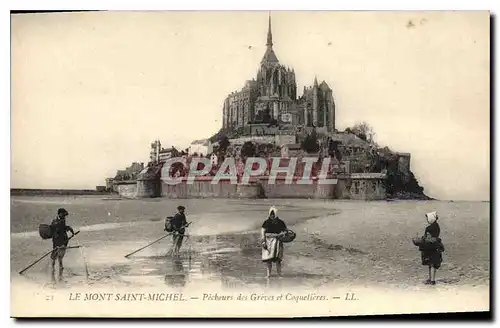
(57, 208, 69, 216)
(425, 211, 438, 224)
(269, 206, 278, 217)
(177, 205, 186, 211)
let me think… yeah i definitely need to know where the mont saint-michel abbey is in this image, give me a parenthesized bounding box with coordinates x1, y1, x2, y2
(222, 16, 335, 136)
(107, 14, 419, 201)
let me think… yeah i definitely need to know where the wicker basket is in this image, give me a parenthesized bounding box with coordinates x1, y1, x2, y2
(164, 216, 174, 232)
(412, 236, 424, 247)
(39, 224, 52, 240)
(279, 230, 296, 243)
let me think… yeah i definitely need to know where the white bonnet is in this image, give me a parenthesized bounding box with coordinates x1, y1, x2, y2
(269, 206, 278, 217)
(425, 211, 438, 224)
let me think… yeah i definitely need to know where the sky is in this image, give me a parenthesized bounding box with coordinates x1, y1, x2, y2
(11, 11, 490, 201)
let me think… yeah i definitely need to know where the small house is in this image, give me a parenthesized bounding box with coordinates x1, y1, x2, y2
(281, 143, 302, 158)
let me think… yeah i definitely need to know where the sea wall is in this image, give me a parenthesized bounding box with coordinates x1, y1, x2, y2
(161, 177, 261, 199)
(159, 174, 386, 200)
(136, 179, 162, 198)
(349, 173, 386, 200)
(115, 181, 137, 199)
(258, 177, 334, 199)
(115, 173, 387, 200)
(332, 177, 351, 199)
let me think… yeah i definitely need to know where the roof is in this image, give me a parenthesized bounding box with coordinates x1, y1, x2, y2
(261, 47, 279, 64)
(282, 143, 302, 150)
(190, 139, 209, 146)
(319, 81, 331, 92)
(301, 88, 314, 99)
(159, 147, 177, 153)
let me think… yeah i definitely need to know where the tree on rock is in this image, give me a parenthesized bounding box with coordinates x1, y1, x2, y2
(218, 135, 230, 155)
(241, 141, 256, 159)
(350, 122, 375, 144)
(301, 130, 320, 153)
(328, 139, 342, 159)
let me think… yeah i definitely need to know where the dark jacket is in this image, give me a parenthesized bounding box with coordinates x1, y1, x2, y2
(425, 221, 440, 238)
(50, 217, 74, 247)
(419, 222, 444, 252)
(262, 217, 287, 234)
(171, 213, 187, 233)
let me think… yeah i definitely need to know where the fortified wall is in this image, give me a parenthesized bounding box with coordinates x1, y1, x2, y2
(115, 173, 386, 201)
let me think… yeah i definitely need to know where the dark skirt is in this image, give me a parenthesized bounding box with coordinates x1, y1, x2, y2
(421, 250, 442, 269)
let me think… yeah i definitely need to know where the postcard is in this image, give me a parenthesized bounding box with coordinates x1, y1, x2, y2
(10, 10, 490, 318)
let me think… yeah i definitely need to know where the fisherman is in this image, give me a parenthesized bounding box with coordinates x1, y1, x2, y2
(169, 206, 190, 256)
(50, 208, 75, 282)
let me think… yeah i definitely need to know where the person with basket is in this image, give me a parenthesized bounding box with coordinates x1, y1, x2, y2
(49, 208, 75, 282)
(165, 206, 191, 256)
(260, 206, 295, 278)
(412, 211, 445, 285)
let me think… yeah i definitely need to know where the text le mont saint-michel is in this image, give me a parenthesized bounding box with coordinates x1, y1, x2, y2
(68, 292, 358, 303)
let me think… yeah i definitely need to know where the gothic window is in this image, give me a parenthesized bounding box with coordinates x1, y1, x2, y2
(307, 111, 313, 127)
(317, 109, 324, 127)
(273, 70, 279, 93)
(267, 68, 273, 82)
(325, 111, 328, 127)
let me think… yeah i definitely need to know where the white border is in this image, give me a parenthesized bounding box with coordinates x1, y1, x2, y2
(3, 0, 496, 327)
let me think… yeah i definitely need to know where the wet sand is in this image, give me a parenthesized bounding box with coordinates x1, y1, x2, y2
(10, 197, 490, 317)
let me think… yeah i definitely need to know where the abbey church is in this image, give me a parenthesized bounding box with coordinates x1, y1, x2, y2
(222, 15, 336, 135)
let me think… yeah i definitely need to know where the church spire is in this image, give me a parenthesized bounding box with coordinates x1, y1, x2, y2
(266, 12, 273, 47)
(260, 12, 279, 65)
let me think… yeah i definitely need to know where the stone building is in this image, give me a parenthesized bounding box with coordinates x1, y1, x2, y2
(149, 139, 181, 164)
(280, 144, 302, 158)
(114, 162, 145, 181)
(189, 139, 212, 156)
(158, 147, 179, 162)
(105, 178, 114, 191)
(222, 15, 336, 134)
(149, 139, 161, 164)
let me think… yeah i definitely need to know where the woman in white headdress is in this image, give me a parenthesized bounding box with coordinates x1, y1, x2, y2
(261, 206, 288, 278)
(420, 211, 444, 285)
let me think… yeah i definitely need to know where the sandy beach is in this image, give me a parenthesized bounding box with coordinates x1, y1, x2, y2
(10, 196, 490, 317)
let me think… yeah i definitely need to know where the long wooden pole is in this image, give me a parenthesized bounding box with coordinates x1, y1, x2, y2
(19, 231, 80, 275)
(125, 222, 192, 258)
(124, 233, 172, 258)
